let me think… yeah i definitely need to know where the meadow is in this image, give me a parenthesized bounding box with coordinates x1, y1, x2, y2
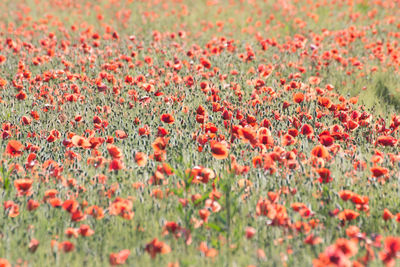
(0, 0, 400, 266)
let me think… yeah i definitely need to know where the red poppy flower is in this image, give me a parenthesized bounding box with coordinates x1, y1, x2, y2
(293, 92, 304, 103)
(338, 209, 359, 221)
(5, 140, 24, 157)
(383, 208, 394, 221)
(16, 91, 27, 100)
(199, 242, 218, 258)
(27, 199, 40, 211)
(135, 152, 147, 167)
(110, 249, 130, 266)
(115, 130, 128, 139)
(379, 236, 400, 266)
(152, 137, 169, 152)
(0, 258, 11, 267)
(376, 136, 397, 147)
(71, 135, 91, 148)
(311, 145, 330, 159)
(316, 168, 332, 183)
(78, 224, 94, 237)
(287, 128, 299, 137)
(304, 234, 322, 245)
(14, 178, 33, 196)
(338, 190, 353, 201)
(3, 201, 19, 217)
(28, 238, 39, 253)
(319, 135, 334, 147)
(62, 199, 79, 214)
(157, 127, 169, 137)
(318, 97, 332, 108)
(210, 141, 229, 159)
(107, 144, 123, 159)
(245, 227, 256, 239)
(371, 166, 388, 178)
(238, 127, 257, 145)
(301, 124, 314, 136)
(59, 241, 75, 252)
(145, 238, 171, 259)
(85, 205, 104, 220)
(109, 159, 125, 171)
(200, 57, 211, 69)
(282, 134, 296, 146)
(161, 113, 175, 124)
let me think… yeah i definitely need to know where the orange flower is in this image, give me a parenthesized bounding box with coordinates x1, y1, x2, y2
(379, 236, 400, 266)
(0, 258, 11, 267)
(210, 141, 229, 159)
(383, 208, 394, 221)
(309, 76, 321, 85)
(199, 242, 218, 258)
(109, 197, 134, 220)
(152, 137, 169, 152)
(317, 96, 332, 108)
(345, 226, 360, 238)
(5, 140, 24, 157)
(109, 249, 130, 266)
(78, 224, 95, 237)
(313, 245, 350, 267)
(293, 92, 304, 103)
(188, 166, 215, 184)
(115, 130, 128, 139)
(338, 190, 353, 201)
(145, 238, 171, 259)
(71, 135, 91, 148)
(3, 201, 19, 217)
(351, 194, 368, 206)
(311, 145, 330, 159)
(62, 199, 79, 214)
(135, 152, 148, 167)
(281, 134, 295, 146)
(338, 209, 359, 222)
(304, 234, 322, 245)
(107, 144, 123, 159)
(85, 205, 104, 220)
(335, 238, 358, 257)
(0, 55, 6, 64)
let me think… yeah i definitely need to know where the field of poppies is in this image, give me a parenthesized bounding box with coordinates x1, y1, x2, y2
(1, 0, 400, 266)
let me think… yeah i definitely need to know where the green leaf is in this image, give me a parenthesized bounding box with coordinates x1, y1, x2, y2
(205, 223, 223, 232)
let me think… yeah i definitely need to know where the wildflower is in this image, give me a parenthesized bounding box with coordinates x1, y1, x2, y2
(109, 249, 130, 266)
(14, 179, 33, 196)
(145, 238, 171, 259)
(5, 140, 23, 157)
(210, 141, 229, 159)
